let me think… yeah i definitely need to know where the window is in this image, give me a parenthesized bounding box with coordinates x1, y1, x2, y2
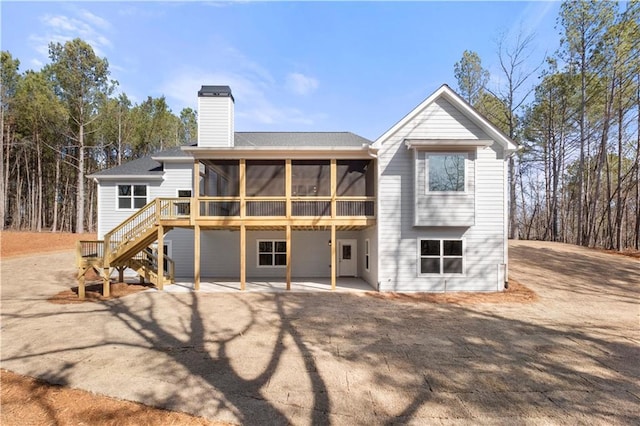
(257, 240, 286, 267)
(364, 239, 370, 271)
(118, 185, 147, 209)
(176, 189, 192, 215)
(427, 153, 465, 192)
(419, 239, 463, 274)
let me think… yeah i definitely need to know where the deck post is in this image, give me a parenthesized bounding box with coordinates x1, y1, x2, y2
(240, 224, 246, 291)
(78, 273, 86, 300)
(286, 225, 291, 290)
(157, 224, 164, 291)
(285, 159, 292, 218)
(103, 234, 111, 297)
(103, 268, 111, 297)
(118, 267, 124, 283)
(331, 224, 336, 290)
(330, 159, 337, 218)
(240, 159, 246, 218)
(194, 224, 201, 291)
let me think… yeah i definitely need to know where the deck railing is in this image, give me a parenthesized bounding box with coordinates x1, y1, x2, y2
(104, 199, 158, 256)
(159, 197, 192, 219)
(197, 196, 375, 218)
(77, 240, 104, 259)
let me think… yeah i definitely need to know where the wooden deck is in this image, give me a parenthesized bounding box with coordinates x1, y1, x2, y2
(76, 195, 376, 300)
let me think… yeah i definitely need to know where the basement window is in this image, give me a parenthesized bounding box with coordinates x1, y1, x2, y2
(257, 240, 287, 267)
(419, 239, 463, 275)
(118, 185, 147, 209)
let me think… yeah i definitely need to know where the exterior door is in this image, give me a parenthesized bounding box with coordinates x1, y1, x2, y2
(338, 239, 357, 277)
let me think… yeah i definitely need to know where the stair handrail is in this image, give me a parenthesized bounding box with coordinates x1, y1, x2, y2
(103, 199, 160, 266)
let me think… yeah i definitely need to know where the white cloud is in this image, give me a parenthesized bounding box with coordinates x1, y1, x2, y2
(160, 43, 323, 128)
(28, 7, 113, 65)
(286, 72, 319, 96)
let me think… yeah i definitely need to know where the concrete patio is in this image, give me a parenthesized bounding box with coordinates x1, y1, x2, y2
(161, 277, 375, 293)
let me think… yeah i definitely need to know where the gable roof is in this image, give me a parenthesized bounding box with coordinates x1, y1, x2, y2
(88, 145, 190, 179)
(374, 84, 518, 151)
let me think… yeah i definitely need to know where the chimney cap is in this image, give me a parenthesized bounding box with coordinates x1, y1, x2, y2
(198, 85, 234, 101)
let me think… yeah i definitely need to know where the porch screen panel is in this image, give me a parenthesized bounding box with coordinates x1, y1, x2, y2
(291, 160, 330, 196)
(246, 160, 285, 196)
(202, 160, 239, 196)
(336, 160, 374, 196)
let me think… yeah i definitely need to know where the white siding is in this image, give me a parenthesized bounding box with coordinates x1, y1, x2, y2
(377, 97, 507, 292)
(197, 96, 234, 147)
(97, 162, 192, 240)
(414, 150, 476, 226)
(97, 180, 163, 239)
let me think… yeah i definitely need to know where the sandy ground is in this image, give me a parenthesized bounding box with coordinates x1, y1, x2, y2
(0, 231, 228, 426)
(1, 232, 638, 424)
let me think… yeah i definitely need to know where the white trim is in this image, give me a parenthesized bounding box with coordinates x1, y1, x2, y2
(183, 145, 377, 160)
(96, 184, 102, 238)
(89, 175, 164, 181)
(405, 139, 493, 149)
(115, 183, 148, 211)
(374, 85, 518, 152)
(256, 239, 287, 268)
(417, 238, 466, 277)
(364, 238, 370, 272)
(504, 158, 509, 284)
(150, 157, 193, 163)
(425, 152, 468, 194)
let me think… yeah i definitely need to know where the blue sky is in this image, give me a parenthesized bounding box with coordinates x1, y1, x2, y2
(2, 1, 560, 140)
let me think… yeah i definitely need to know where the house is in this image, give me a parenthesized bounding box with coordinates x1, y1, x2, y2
(78, 84, 517, 297)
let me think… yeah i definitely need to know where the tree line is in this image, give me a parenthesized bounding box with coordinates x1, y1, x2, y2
(1, 39, 197, 233)
(454, 0, 639, 251)
(1, 0, 638, 253)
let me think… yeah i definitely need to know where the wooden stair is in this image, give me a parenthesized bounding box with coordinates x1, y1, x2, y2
(76, 199, 176, 298)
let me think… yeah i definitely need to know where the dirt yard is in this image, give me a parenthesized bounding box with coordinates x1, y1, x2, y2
(0, 230, 536, 425)
(0, 231, 229, 426)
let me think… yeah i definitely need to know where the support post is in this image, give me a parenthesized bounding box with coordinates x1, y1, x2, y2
(193, 160, 200, 226)
(331, 224, 336, 290)
(330, 159, 337, 218)
(157, 224, 164, 291)
(78, 273, 86, 300)
(103, 234, 111, 298)
(194, 224, 201, 291)
(240, 224, 246, 291)
(286, 225, 291, 290)
(285, 159, 292, 218)
(240, 159, 246, 218)
(103, 268, 111, 297)
(118, 267, 124, 283)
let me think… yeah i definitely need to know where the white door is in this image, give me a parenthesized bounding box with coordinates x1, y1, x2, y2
(338, 239, 357, 277)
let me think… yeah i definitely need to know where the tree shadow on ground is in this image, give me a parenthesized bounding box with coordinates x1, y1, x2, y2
(2, 244, 639, 424)
(8, 287, 639, 424)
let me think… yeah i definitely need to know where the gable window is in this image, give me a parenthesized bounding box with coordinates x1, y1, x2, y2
(427, 153, 466, 192)
(257, 240, 286, 267)
(419, 239, 463, 274)
(118, 185, 147, 209)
